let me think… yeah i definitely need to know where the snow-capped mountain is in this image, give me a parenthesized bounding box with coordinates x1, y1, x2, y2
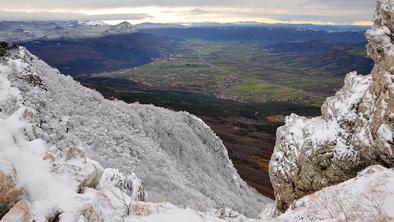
(0, 41, 269, 220)
(0, 21, 138, 42)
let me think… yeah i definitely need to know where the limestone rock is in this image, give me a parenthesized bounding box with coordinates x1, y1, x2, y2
(0, 171, 23, 218)
(97, 168, 145, 202)
(269, 0, 394, 214)
(1, 200, 31, 222)
(276, 165, 394, 221)
(49, 147, 104, 190)
(75, 203, 101, 222)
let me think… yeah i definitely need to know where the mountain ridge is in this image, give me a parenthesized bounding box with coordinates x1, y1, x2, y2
(0, 42, 270, 219)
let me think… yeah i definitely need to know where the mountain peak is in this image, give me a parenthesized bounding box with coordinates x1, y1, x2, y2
(117, 21, 133, 27)
(110, 21, 138, 32)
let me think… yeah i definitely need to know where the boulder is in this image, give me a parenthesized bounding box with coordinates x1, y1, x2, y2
(49, 147, 104, 190)
(75, 203, 101, 222)
(1, 200, 31, 222)
(0, 170, 23, 218)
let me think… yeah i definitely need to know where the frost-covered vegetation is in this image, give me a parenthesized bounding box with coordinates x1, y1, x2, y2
(0, 43, 269, 218)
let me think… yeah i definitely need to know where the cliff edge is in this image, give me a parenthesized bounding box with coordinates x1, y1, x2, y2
(269, 0, 394, 214)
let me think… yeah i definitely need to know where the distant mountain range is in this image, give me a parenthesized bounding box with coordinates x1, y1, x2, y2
(0, 21, 139, 42)
(0, 21, 372, 76)
(136, 22, 370, 31)
(142, 26, 367, 43)
(0, 21, 178, 75)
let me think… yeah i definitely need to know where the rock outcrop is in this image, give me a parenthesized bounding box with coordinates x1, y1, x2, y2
(269, 0, 394, 214)
(0, 42, 17, 57)
(0, 171, 23, 218)
(276, 165, 394, 221)
(1, 200, 32, 222)
(359, 0, 394, 166)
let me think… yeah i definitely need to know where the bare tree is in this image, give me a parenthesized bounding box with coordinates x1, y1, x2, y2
(108, 187, 132, 216)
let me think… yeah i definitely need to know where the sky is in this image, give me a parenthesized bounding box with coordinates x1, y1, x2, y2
(0, 0, 375, 26)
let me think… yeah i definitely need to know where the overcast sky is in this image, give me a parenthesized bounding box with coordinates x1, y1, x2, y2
(0, 0, 375, 25)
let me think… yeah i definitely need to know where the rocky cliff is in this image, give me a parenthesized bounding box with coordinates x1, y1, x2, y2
(269, 0, 394, 214)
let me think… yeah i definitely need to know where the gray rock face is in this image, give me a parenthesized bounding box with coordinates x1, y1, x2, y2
(269, 0, 394, 214)
(0, 42, 17, 57)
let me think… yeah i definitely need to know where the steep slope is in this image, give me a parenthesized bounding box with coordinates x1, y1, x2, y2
(0, 102, 264, 221)
(269, 0, 394, 214)
(0, 42, 270, 217)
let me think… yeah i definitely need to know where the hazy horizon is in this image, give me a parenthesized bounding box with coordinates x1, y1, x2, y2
(0, 0, 374, 26)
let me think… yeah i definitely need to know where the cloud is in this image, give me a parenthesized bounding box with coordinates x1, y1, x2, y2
(352, 20, 373, 26)
(0, 0, 374, 10)
(0, 10, 151, 21)
(188, 9, 209, 15)
(0, 0, 376, 24)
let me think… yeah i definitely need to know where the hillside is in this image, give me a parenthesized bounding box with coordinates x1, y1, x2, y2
(0, 21, 178, 75)
(0, 42, 270, 220)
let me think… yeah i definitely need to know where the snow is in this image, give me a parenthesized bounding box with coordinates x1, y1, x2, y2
(0, 61, 266, 221)
(271, 72, 372, 177)
(0, 107, 78, 221)
(77, 21, 106, 26)
(277, 165, 394, 221)
(0, 64, 21, 107)
(0, 21, 138, 42)
(0, 46, 270, 217)
(0, 103, 262, 221)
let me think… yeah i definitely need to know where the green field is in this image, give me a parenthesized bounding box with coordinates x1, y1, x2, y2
(93, 40, 348, 108)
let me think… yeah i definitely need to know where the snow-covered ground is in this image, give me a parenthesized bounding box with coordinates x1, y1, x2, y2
(0, 105, 265, 221)
(277, 165, 394, 221)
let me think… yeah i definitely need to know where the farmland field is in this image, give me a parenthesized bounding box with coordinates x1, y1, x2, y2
(90, 39, 370, 107)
